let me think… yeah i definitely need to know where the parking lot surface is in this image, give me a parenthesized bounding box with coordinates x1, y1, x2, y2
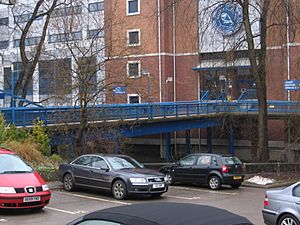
(0, 185, 267, 225)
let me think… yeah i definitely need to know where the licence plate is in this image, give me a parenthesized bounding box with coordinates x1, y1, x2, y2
(233, 176, 242, 180)
(153, 183, 164, 189)
(23, 196, 41, 203)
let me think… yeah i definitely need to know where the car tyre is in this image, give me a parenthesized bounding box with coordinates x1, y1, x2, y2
(165, 173, 174, 185)
(230, 183, 242, 189)
(208, 175, 221, 190)
(63, 173, 75, 192)
(112, 180, 127, 200)
(278, 214, 299, 225)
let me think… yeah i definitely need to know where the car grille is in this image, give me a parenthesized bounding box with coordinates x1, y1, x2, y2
(14, 186, 43, 193)
(147, 177, 164, 183)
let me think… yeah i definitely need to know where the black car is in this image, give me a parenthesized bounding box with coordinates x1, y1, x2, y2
(160, 153, 245, 190)
(67, 202, 253, 225)
(58, 154, 168, 200)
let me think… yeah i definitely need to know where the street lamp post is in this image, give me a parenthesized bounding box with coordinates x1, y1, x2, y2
(166, 77, 173, 102)
(141, 69, 150, 103)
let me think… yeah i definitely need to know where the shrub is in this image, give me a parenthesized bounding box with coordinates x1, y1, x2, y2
(31, 119, 51, 156)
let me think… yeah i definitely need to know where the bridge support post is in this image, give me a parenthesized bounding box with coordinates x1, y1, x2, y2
(165, 132, 171, 162)
(207, 127, 212, 153)
(185, 130, 191, 156)
(229, 124, 235, 155)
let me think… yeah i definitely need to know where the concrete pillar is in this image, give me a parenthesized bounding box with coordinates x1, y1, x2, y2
(228, 124, 235, 155)
(165, 132, 171, 162)
(185, 130, 191, 156)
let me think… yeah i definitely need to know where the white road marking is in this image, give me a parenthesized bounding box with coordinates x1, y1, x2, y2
(57, 191, 131, 205)
(167, 195, 202, 200)
(45, 207, 77, 215)
(170, 186, 239, 196)
(0, 219, 8, 223)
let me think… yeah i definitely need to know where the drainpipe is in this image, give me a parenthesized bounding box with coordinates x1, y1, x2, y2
(172, 0, 177, 159)
(157, 0, 162, 102)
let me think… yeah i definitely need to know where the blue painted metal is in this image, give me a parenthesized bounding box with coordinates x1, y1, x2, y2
(1, 100, 300, 127)
(123, 118, 221, 137)
(165, 133, 170, 162)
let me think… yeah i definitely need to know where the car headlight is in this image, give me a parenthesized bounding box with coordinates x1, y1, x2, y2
(42, 184, 49, 191)
(0, 187, 16, 194)
(129, 178, 147, 184)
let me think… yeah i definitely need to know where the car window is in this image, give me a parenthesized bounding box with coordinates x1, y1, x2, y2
(76, 220, 122, 225)
(0, 154, 33, 174)
(222, 156, 242, 165)
(196, 156, 211, 165)
(106, 156, 143, 170)
(72, 156, 92, 167)
(91, 157, 108, 169)
(180, 155, 197, 166)
(293, 184, 300, 197)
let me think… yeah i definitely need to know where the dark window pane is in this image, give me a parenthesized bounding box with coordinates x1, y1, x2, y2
(0, 40, 9, 49)
(129, 31, 139, 45)
(88, 2, 104, 12)
(128, 62, 139, 77)
(128, 0, 138, 14)
(72, 156, 92, 166)
(129, 95, 139, 104)
(0, 17, 9, 26)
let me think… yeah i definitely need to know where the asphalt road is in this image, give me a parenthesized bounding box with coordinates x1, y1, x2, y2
(0, 185, 267, 225)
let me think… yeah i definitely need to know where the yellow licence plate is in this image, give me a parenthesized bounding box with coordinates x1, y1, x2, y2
(233, 176, 242, 180)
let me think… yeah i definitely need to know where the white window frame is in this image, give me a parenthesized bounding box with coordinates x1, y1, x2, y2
(127, 60, 141, 78)
(126, 0, 140, 16)
(127, 94, 141, 104)
(127, 29, 141, 46)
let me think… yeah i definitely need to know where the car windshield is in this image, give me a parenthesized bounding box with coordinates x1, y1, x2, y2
(0, 154, 33, 174)
(223, 156, 242, 165)
(106, 156, 143, 170)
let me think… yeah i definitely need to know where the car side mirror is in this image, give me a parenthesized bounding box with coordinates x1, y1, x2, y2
(100, 166, 109, 172)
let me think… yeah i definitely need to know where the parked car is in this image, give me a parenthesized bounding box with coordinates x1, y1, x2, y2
(262, 181, 300, 225)
(67, 202, 253, 225)
(0, 148, 51, 209)
(58, 154, 168, 200)
(160, 153, 245, 190)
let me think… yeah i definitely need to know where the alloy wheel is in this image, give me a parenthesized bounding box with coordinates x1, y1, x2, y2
(209, 176, 221, 190)
(63, 174, 74, 191)
(280, 217, 299, 225)
(112, 180, 127, 200)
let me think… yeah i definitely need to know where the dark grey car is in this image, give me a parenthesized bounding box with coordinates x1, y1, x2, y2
(262, 181, 300, 225)
(58, 154, 168, 200)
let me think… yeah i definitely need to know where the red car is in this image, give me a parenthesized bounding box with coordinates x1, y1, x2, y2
(0, 148, 51, 209)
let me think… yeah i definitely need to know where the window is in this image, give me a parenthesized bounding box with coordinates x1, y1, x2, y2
(13, 37, 41, 48)
(127, 0, 140, 15)
(0, 17, 8, 26)
(197, 156, 212, 166)
(39, 59, 72, 95)
(72, 156, 92, 166)
(127, 61, 140, 77)
(293, 185, 300, 198)
(14, 13, 42, 23)
(180, 155, 197, 166)
(128, 29, 140, 46)
(88, 2, 104, 12)
(128, 94, 140, 104)
(91, 157, 108, 169)
(0, 40, 9, 49)
(53, 5, 82, 17)
(88, 29, 104, 39)
(49, 31, 82, 43)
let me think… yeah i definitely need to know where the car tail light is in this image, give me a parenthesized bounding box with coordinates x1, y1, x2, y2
(222, 165, 229, 173)
(264, 194, 268, 206)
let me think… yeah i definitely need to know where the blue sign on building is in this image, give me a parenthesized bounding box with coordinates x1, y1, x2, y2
(284, 80, 300, 90)
(113, 86, 126, 95)
(0, 93, 4, 99)
(212, 3, 243, 36)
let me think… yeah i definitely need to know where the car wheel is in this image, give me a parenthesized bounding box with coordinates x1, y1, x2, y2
(112, 180, 127, 200)
(230, 183, 241, 189)
(63, 173, 75, 191)
(278, 214, 299, 225)
(165, 173, 174, 185)
(208, 175, 221, 190)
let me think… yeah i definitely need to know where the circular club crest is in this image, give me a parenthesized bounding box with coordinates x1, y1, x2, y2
(212, 3, 243, 36)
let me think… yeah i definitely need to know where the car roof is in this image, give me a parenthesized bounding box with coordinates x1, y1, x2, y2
(77, 203, 252, 225)
(0, 148, 15, 155)
(189, 153, 234, 158)
(78, 154, 131, 158)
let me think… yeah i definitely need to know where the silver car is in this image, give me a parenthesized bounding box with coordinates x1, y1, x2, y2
(262, 182, 300, 225)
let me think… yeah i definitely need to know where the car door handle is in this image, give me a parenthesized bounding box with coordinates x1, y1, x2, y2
(296, 202, 300, 205)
